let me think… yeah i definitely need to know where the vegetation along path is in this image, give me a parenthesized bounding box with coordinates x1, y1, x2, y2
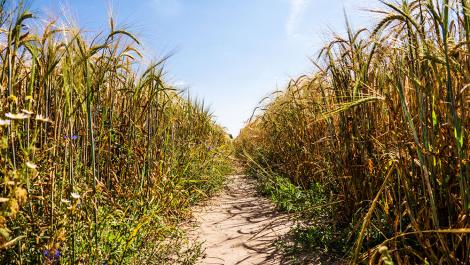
(187, 175, 293, 265)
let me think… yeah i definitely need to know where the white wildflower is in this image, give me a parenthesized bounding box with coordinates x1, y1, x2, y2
(5, 112, 30, 120)
(35, 114, 53, 123)
(26, 162, 37, 169)
(21, 109, 34, 115)
(0, 119, 11, 126)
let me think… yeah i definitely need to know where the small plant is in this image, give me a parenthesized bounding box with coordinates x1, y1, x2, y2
(257, 173, 326, 214)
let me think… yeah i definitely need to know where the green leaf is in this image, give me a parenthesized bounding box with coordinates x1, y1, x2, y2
(454, 128, 463, 149)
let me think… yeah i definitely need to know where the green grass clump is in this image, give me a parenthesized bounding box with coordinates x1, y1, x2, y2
(0, 1, 232, 264)
(258, 174, 326, 214)
(236, 0, 470, 263)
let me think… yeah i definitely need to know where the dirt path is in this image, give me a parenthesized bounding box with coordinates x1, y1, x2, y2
(187, 175, 293, 265)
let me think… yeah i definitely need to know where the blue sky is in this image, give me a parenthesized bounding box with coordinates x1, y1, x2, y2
(31, 0, 381, 136)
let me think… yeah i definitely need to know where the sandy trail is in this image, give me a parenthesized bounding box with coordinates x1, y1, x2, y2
(188, 175, 293, 265)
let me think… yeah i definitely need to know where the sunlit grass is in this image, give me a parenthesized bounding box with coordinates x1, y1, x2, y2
(236, 0, 469, 263)
(0, 1, 233, 264)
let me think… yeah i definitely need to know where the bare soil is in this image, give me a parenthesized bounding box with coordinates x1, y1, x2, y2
(186, 175, 293, 265)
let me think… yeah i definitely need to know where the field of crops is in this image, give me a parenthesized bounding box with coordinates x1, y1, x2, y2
(236, 0, 469, 263)
(0, 1, 232, 264)
(1, 0, 470, 264)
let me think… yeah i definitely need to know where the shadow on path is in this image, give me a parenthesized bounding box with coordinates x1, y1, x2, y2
(187, 175, 295, 265)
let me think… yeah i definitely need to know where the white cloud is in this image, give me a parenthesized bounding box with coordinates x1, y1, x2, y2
(286, 0, 310, 38)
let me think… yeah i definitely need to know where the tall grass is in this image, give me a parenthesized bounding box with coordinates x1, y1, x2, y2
(236, 0, 469, 263)
(0, 2, 232, 264)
